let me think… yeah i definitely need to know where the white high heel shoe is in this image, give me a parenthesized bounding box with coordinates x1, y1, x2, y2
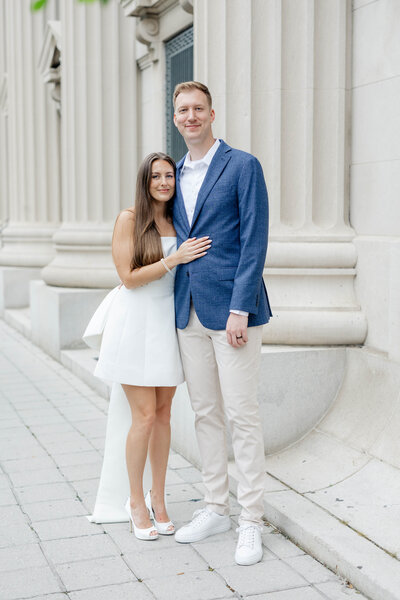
(145, 490, 175, 535)
(125, 497, 158, 541)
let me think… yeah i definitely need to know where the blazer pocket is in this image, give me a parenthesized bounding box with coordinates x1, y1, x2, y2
(216, 267, 237, 280)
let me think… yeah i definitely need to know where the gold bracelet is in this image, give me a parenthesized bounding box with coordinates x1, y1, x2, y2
(160, 258, 172, 274)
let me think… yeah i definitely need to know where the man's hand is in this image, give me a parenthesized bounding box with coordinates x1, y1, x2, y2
(226, 313, 248, 348)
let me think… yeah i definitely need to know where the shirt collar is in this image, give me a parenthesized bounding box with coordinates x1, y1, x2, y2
(181, 139, 220, 172)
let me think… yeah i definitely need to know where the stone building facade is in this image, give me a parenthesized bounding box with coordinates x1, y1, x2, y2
(0, 2, 399, 595)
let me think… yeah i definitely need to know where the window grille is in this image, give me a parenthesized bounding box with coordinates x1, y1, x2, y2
(165, 27, 193, 162)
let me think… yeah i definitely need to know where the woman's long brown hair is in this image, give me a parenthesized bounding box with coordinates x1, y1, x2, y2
(131, 152, 176, 269)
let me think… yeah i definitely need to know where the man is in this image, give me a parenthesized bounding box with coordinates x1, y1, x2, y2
(172, 81, 272, 566)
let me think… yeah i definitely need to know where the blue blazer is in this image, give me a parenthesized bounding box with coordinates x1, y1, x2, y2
(173, 140, 272, 331)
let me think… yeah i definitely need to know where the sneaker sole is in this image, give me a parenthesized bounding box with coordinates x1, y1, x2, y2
(235, 550, 263, 566)
(175, 520, 231, 543)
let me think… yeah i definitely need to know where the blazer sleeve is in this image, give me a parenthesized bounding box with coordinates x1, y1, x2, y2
(229, 156, 269, 314)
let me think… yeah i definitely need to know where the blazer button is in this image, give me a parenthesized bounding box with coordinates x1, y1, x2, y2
(186, 271, 190, 277)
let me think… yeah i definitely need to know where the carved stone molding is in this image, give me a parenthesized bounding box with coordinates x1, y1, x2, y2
(0, 74, 7, 117)
(120, 0, 176, 18)
(38, 20, 61, 113)
(179, 0, 193, 14)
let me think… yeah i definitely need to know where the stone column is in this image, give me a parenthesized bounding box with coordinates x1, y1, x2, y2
(0, 0, 60, 267)
(195, 0, 366, 345)
(30, 0, 137, 358)
(0, 0, 60, 315)
(41, 0, 137, 289)
(0, 0, 9, 238)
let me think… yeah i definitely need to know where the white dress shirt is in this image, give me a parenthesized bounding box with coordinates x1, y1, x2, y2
(179, 139, 248, 317)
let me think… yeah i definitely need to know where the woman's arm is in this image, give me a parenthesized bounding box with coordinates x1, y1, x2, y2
(112, 211, 211, 289)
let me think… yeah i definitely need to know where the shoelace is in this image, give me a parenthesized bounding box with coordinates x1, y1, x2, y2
(235, 525, 263, 548)
(187, 508, 212, 529)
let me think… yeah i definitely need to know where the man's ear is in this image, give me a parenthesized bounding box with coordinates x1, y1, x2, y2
(210, 109, 215, 123)
(173, 113, 178, 127)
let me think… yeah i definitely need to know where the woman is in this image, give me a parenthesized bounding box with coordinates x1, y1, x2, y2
(86, 152, 210, 540)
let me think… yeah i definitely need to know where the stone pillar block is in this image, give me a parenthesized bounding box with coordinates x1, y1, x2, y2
(30, 280, 109, 359)
(0, 267, 41, 316)
(171, 346, 346, 458)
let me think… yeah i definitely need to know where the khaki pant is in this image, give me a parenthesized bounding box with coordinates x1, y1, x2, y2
(177, 306, 266, 525)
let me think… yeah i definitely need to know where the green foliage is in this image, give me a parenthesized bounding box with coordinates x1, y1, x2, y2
(31, 0, 109, 10)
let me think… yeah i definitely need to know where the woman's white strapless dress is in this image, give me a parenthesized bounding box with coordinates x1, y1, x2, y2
(86, 237, 184, 523)
(94, 237, 184, 387)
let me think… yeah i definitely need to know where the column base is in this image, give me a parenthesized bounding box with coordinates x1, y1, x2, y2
(171, 346, 346, 458)
(41, 225, 119, 288)
(0, 224, 57, 267)
(0, 267, 42, 316)
(30, 280, 109, 359)
(263, 309, 367, 345)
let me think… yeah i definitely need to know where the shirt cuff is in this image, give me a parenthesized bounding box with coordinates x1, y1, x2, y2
(230, 309, 249, 317)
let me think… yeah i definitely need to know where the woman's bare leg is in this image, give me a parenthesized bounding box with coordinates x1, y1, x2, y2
(122, 384, 157, 533)
(148, 386, 175, 523)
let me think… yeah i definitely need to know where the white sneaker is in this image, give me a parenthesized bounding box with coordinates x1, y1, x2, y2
(235, 524, 263, 565)
(175, 508, 231, 543)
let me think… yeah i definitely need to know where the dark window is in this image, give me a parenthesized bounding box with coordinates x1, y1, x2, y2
(165, 27, 193, 162)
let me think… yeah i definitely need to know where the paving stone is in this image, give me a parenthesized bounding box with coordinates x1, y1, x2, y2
(145, 570, 234, 600)
(245, 587, 325, 599)
(56, 555, 136, 591)
(217, 560, 307, 596)
(73, 419, 107, 438)
(165, 468, 186, 485)
(1, 456, 56, 473)
(60, 463, 101, 482)
(285, 555, 338, 585)
(90, 436, 105, 451)
(22, 498, 88, 522)
(70, 478, 100, 499)
(68, 582, 153, 600)
(35, 431, 88, 444)
(22, 595, 69, 600)
(33, 515, 103, 541)
(263, 532, 306, 559)
(164, 482, 203, 504)
(0, 565, 62, 599)
(9, 467, 65, 488)
(29, 423, 75, 435)
(0, 487, 16, 506)
(175, 466, 203, 484)
(124, 544, 208, 579)
(193, 534, 275, 569)
(0, 472, 11, 489)
(0, 441, 49, 460)
(53, 450, 102, 467)
(0, 418, 24, 429)
(0, 519, 37, 547)
(103, 522, 178, 554)
(0, 543, 48, 572)
(42, 534, 119, 564)
(168, 454, 192, 469)
(15, 483, 77, 504)
(166, 499, 206, 527)
(315, 580, 369, 598)
(41, 439, 94, 455)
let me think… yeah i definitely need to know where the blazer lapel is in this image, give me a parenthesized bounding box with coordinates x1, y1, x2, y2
(175, 158, 190, 233)
(190, 141, 231, 232)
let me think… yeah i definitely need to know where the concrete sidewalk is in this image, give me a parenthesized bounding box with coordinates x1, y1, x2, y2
(0, 320, 367, 600)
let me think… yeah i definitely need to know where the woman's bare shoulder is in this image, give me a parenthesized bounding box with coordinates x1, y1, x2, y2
(116, 207, 135, 223)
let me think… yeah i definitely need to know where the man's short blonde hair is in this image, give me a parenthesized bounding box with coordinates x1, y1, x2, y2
(173, 81, 212, 109)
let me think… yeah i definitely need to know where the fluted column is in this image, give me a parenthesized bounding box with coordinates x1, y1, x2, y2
(0, 0, 60, 267)
(0, 0, 8, 239)
(195, 0, 366, 345)
(41, 0, 137, 288)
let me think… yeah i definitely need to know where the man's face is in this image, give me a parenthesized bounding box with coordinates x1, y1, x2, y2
(173, 89, 215, 145)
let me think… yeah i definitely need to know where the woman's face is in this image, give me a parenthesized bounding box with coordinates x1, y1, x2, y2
(149, 160, 175, 204)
